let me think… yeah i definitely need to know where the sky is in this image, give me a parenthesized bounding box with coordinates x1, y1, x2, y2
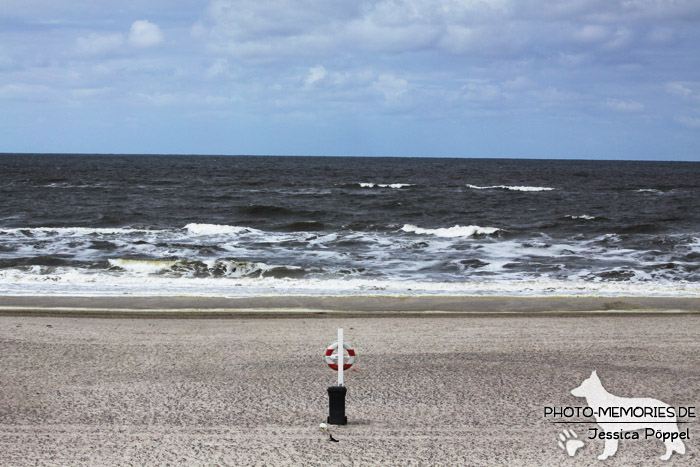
(1, 0, 699, 160)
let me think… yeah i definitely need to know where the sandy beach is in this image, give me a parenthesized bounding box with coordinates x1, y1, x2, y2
(1, 297, 699, 465)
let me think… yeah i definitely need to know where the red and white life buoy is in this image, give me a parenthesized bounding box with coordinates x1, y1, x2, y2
(324, 341, 356, 371)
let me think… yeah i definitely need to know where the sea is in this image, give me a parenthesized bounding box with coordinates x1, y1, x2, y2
(0, 154, 698, 297)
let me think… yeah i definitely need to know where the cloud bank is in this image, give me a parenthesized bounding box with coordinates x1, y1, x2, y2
(0, 0, 698, 159)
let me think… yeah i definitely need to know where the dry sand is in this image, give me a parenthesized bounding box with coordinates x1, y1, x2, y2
(0, 298, 699, 465)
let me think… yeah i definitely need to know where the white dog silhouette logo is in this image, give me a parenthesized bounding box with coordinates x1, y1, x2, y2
(571, 371, 686, 461)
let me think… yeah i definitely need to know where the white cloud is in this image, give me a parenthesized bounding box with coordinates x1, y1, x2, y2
(0, 83, 56, 101)
(438, 25, 485, 54)
(373, 74, 409, 101)
(305, 65, 327, 87)
(297, 66, 375, 94)
(128, 20, 164, 48)
(194, 0, 683, 70)
(666, 82, 700, 102)
(345, 12, 440, 53)
(532, 87, 581, 105)
(604, 27, 633, 50)
(462, 82, 503, 102)
(603, 98, 644, 112)
(503, 76, 533, 91)
(572, 24, 609, 43)
(618, 0, 700, 20)
(196, 0, 522, 60)
(136, 91, 176, 105)
(199, 0, 351, 58)
(75, 21, 163, 57)
(558, 52, 589, 66)
(516, 0, 700, 22)
(675, 116, 700, 128)
(70, 87, 110, 99)
(205, 58, 232, 79)
(76, 32, 124, 55)
(201, 94, 241, 106)
(287, 65, 411, 109)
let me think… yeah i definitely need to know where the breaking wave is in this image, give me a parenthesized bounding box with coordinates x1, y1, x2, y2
(466, 184, 555, 192)
(108, 258, 305, 279)
(359, 183, 413, 189)
(401, 224, 501, 238)
(184, 223, 259, 236)
(636, 189, 664, 194)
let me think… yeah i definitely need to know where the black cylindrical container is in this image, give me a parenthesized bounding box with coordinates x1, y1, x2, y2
(327, 385, 347, 425)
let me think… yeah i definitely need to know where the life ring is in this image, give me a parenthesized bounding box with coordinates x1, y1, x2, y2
(324, 341, 356, 371)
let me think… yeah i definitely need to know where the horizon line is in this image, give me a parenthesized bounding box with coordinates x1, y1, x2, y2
(1, 152, 698, 163)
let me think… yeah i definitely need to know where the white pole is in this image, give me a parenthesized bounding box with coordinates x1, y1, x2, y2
(338, 328, 344, 386)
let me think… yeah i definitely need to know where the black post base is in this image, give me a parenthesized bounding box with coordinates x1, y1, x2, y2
(327, 385, 347, 425)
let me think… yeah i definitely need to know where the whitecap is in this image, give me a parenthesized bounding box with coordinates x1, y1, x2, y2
(184, 223, 257, 236)
(636, 189, 664, 194)
(108, 259, 176, 274)
(565, 215, 596, 220)
(307, 233, 338, 246)
(358, 183, 413, 189)
(401, 224, 501, 238)
(170, 259, 298, 278)
(466, 184, 554, 192)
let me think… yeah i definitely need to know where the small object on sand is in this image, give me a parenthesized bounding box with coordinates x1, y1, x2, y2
(319, 422, 339, 442)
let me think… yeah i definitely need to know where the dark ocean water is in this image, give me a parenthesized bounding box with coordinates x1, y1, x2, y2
(0, 154, 698, 296)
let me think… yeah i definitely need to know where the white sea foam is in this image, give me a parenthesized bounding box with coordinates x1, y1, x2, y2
(359, 183, 413, 188)
(307, 233, 338, 246)
(108, 259, 176, 274)
(466, 184, 554, 192)
(184, 223, 256, 236)
(565, 215, 596, 220)
(107, 258, 302, 279)
(1, 269, 698, 298)
(401, 224, 501, 238)
(2, 222, 696, 297)
(209, 260, 290, 278)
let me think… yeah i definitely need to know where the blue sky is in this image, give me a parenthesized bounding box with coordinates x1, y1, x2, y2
(1, 1, 699, 160)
